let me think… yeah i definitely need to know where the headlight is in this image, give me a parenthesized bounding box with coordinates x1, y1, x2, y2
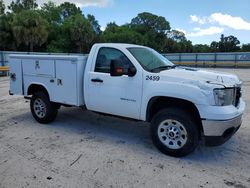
(213, 88, 235, 106)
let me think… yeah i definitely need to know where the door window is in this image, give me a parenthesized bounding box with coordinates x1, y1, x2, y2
(95, 47, 134, 75)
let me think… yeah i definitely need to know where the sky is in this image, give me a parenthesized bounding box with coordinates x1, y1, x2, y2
(5, 0, 250, 45)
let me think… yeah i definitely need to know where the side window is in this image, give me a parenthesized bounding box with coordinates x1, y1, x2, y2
(95, 47, 134, 75)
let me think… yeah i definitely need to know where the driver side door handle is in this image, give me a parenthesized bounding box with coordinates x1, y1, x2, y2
(91, 78, 103, 83)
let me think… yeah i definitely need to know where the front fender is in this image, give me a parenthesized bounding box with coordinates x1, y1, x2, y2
(140, 81, 213, 120)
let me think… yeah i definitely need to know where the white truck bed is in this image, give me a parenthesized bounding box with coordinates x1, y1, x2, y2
(9, 54, 88, 106)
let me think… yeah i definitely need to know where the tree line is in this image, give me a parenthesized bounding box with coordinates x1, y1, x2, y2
(0, 0, 250, 53)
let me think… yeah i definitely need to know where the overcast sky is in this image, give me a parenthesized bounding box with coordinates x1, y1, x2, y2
(4, 0, 250, 45)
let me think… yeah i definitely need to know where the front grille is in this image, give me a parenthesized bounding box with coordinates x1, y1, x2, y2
(235, 87, 241, 107)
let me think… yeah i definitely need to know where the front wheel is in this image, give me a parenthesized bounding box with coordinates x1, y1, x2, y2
(30, 92, 58, 124)
(151, 108, 199, 157)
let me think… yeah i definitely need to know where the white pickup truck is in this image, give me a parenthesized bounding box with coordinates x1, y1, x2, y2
(9, 43, 245, 157)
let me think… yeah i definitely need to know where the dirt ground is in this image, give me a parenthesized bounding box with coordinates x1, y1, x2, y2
(0, 68, 250, 188)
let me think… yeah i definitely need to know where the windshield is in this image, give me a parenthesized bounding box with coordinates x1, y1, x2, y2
(127, 47, 175, 72)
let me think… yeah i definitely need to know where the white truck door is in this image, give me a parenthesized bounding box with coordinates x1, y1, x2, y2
(9, 58, 23, 95)
(86, 47, 143, 119)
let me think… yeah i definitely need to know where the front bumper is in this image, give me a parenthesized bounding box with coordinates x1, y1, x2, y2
(203, 115, 242, 146)
(198, 99, 245, 146)
(202, 114, 243, 137)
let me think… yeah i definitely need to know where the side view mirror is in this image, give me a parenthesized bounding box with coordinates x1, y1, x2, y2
(110, 59, 124, 77)
(128, 67, 137, 77)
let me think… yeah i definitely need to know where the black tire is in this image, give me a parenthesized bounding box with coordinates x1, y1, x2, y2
(30, 92, 58, 124)
(151, 108, 199, 157)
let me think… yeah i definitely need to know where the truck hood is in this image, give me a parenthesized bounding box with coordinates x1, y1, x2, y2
(160, 67, 241, 88)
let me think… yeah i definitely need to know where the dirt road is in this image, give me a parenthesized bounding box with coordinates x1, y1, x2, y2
(0, 68, 250, 188)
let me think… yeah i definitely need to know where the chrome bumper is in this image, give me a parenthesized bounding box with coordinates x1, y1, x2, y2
(202, 114, 243, 136)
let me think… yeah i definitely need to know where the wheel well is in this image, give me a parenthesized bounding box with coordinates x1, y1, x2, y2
(146, 96, 203, 132)
(27, 84, 50, 100)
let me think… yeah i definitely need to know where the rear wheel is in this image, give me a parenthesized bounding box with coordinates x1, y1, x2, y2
(30, 92, 58, 124)
(151, 108, 199, 157)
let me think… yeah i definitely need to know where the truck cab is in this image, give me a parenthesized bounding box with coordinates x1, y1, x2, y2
(9, 43, 245, 157)
(84, 44, 143, 120)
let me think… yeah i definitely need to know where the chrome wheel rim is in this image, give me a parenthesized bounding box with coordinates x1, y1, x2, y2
(33, 98, 46, 118)
(157, 119, 188, 149)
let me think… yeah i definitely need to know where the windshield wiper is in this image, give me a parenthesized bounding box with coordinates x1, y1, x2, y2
(150, 65, 177, 72)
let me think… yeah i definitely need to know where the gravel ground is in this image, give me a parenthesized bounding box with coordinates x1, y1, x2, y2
(0, 68, 250, 188)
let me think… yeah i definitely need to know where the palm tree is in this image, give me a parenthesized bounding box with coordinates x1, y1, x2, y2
(12, 10, 48, 51)
(64, 14, 95, 53)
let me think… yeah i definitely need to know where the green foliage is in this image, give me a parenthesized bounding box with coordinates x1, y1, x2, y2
(59, 2, 82, 21)
(40, 1, 64, 52)
(210, 41, 218, 52)
(210, 34, 241, 52)
(0, 0, 5, 15)
(63, 14, 95, 53)
(193, 44, 211, 53)
(219, 34, 240, 52)
(39, 2, 94, 53)
(40, 1, 61, 23)
(0, 14, 15, 50)
(12, 10, 49, 51)
(131, 12, 170, 34)
(164, 30, 192, 53)
(241, 43, 250, 52)
(101, 23, 143, 44)
(168, 30, 186, 42)
(164, 38, 193, 53)
(46, 37, 69, 53)
(0, 1, 248, 53)
(8, 0, 38, 13)
(86, 14, 102, 46)
(128, 12, 171, 52)
(87, 14, 101, 35)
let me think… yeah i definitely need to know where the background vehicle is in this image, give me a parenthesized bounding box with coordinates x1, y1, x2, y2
(9, 43, 245, 157)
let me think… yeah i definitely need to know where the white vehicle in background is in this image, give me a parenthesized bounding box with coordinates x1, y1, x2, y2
(9, 43, 245, 157)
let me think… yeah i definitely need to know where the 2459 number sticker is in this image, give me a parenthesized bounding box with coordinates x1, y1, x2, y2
(146, 75, 160, 81)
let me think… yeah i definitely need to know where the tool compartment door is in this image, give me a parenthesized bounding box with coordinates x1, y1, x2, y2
(51, 60, 77, 105)
(22, 59, 55, 77)
(9, 58, 23, 95)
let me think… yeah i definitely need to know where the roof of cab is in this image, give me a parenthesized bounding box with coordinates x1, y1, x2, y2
(93, 43, 147, 49)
